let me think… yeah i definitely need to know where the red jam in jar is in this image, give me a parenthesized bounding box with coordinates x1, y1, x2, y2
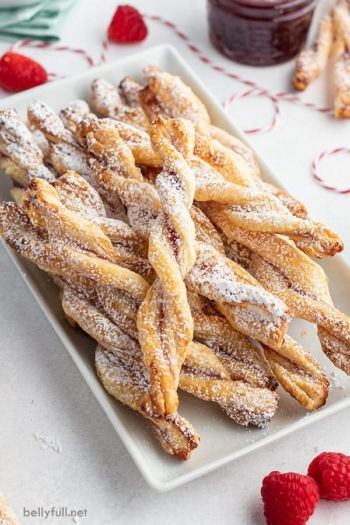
(208, 0, 317, 66)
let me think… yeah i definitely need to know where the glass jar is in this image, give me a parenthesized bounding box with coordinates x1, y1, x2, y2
(208, 0, 318, 66)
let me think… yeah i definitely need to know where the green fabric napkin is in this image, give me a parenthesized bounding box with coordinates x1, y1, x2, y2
(0, 0, 78, 42)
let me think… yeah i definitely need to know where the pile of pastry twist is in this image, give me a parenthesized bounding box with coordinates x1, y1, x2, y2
(294, 0, 350, 117)
(0, 66, 347, 459)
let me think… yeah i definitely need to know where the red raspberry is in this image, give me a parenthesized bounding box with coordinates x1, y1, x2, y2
(0, 52, 47, 92)
(108, 5, 148, 44)
(308, 452, 350, 501)
(261, 471, 319, 525)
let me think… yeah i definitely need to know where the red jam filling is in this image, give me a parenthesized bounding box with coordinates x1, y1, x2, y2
(208, 0, 317, 66)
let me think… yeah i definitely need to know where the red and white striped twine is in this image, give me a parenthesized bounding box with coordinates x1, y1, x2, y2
(223, 88, 281, 134)
(312, 148, 350, 194)
(8, 39, 96, 80)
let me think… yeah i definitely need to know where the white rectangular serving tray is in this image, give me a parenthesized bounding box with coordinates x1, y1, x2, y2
(1, 44, 350, 492)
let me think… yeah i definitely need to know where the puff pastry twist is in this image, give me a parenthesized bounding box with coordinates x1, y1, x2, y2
(27, 100, 125, 220)
(293, 15, 334, 91)
(61, 284, 200, 459)
(0, 109, 55, 186)
(91, 77, 150, 132)
(137, 117, 197, 415)
(208, 216, 350, 376)
(191, 153, 343, 258)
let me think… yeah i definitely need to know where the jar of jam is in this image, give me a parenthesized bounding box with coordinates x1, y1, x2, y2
(208, 0, 318, 66)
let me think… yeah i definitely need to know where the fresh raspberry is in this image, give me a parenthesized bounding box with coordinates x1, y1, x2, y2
(0, 52, 47, 92)
(261, 471, 319, 525)
(308, 452, 350, 501)
(108, 5, 148, 43)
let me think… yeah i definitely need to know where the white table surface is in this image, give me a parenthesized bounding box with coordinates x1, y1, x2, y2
(1, 0, 350, 523)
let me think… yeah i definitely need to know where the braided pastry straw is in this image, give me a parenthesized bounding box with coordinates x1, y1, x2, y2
(261, 335, 329, 410)
(293, 15, 334, 91)
(0, 196, 198, 458)
(202, 124, 307, 219)
(333, 0, 350, 46)
(251, 250, 350, 376)
(91, 77, 150, 132)
(206, 211, 350, 376)
(328, 1, 350, 118)
(51, 171, 155, 283)
(137, 116, 197, 416)
(27, 100, 126, 221)
(191, 308, 278, 391)
(293, 0, 350, 117)
(21, 177, 149, 302)
(60, 99, 162, 169)
(0, 200, 200, 459)
(190, 152, 343, 259)
(185, 241, 291, 349)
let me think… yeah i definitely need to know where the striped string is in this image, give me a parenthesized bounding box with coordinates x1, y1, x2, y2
(223, 89, 281, 134)
(8, 39, 96, 81)
(312, 148, 350, 194)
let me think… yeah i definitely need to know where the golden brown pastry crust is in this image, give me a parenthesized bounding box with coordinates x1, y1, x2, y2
(62, 285, 200, 459)
(192, 310, 278, 390)
(137, 117, 197, 415)
(293, 15, 334, 91)
(27, 101, 126, 220)
(140, 65, 211, 129)
(0, 109, 55, 184)
(91, 77, 150, 132)
(334, 51, 350, 118)
(263, 335, 329, 410)
(186, 241, 291, 349)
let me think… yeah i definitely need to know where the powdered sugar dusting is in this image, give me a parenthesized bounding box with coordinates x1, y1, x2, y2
(0, 112, 55, 182)
(186, 242, 289, 321)
(33, 433, 63, 453)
